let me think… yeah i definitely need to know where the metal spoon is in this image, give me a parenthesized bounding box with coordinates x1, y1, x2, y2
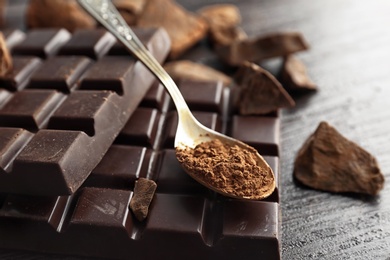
(78, 0, 275, 200)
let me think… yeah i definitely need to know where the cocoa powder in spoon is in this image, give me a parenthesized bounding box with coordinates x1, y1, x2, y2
(176, 139, 274, 199)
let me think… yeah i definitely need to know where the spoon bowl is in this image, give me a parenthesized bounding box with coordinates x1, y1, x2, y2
(78, 0, 276, 200)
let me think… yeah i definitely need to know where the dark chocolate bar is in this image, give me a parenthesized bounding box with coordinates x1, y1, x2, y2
(0, 27, 171, 195)
(0, 77, 281, 259)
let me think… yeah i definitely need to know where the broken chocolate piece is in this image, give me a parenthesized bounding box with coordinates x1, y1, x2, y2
(216, 32, 309, 66)
(164, 60, 232, 85)
(113, 0, 147, 25)
(281, 55, 317, 92)
(130, 178, 157, 221)
(234, 61, 295, 115)
(198, 4, 247, 46)
(0, 32, 12, 76)
(137, 0, 208, 59)
(294, 121, 384, 196)
(26, 0, 96, 32)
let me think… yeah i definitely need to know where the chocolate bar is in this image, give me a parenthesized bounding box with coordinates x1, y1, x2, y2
(0, 27, 171, 195)
(0, 75, 281, 259)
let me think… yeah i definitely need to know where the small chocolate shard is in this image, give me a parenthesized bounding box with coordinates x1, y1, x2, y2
(113, 0, 147, 26)
(281, 55, 317, 92)
(294, 122, 384, 196)
(234, 61, 295, 115)
(26, 0, 96, 32)
(198, 4, 247, 46)
(137, 0, 208, 59)
(216, 32, 309, 66)
(0, 32, 13, 76)
(130, 178, 157, 221)
(164, 60, 232, 86)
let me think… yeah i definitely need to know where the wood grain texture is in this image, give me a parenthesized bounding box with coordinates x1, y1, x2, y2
(1, 0, 390, 259)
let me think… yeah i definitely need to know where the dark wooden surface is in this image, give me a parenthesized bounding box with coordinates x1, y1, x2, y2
(2, 0, 390, 259)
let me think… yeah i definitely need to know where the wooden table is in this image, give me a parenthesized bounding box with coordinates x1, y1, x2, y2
(1, 0, 390, 259)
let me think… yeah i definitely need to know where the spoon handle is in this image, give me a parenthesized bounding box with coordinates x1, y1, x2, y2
(77, 0, 189, 112)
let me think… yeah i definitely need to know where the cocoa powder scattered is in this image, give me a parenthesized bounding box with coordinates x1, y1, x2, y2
(176, 139, 274, 199)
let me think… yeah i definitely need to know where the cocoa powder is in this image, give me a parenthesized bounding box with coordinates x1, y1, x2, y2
(176, 139, 274, 199)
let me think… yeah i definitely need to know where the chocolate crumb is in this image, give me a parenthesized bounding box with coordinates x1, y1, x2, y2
(234, 61, 295, 115)
(26, 0, 96, 32)
(164, 60, 233, 85)
(294, 121, 385, 196)
(176, 139, 275, 199)
(0, 32, 12, 76)
(216, 32, 309, 66)
(137, 0, 208, 59)
(130, 178, 157, 221)
(281, 55, 317, 92)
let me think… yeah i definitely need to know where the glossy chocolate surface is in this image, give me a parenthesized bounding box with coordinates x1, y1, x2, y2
(0, 27, 281, 260)
(0, 73, 281, 259)
(0, 27, 170, 195)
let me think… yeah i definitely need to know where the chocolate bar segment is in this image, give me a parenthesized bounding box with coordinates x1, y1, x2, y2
(12, 29, 71, 58)
(0, 56, 42, 91)
(28, 56, 92, 92)
(58, 29, 116, 59)
(0, 27, 170, 195)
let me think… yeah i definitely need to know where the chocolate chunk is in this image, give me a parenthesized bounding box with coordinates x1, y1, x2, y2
(164, 60, 233, 85)
(280, 55, 317, 92)
(0, 32, 13, 76)
(294, 121, 384, 196)
(198, 4, 247, 46)
(113, 0, 147, 25)
(216, 32, 309, 66)
(26, 0, 96, 32)
(137, 0, 208, 59)
(130, 178, 157, 221)
(234, 61, 295, 115)
(12, 29, 71, 58)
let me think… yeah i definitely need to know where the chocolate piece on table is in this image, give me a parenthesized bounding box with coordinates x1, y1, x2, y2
(28, 56, 92, 93)
(294, 121, 384, 196)
(0, 75, 282, 258)
(280, 55, 317, 92)
(234, 61, 295, 115)
(130, 177, 158, 221)
(198, 4, 247, 46)
(26, 0, 96, 32)
(12, 29, 71, 58)
(163, 60, 233, 85)
(140, 80, 170, 111)
(137, 0, 208, 59)
(0, 27, 170, 195)
(58, 29, 116, 59)
(216, 32, 309, 66)
(0, 32, 12, 76)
